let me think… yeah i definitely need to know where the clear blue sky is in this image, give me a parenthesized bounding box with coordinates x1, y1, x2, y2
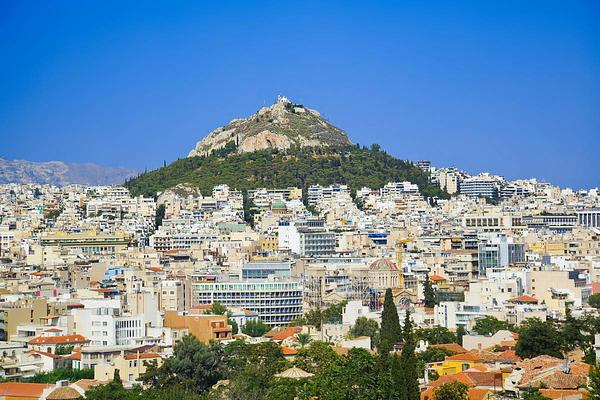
(1, 1, 599, 188)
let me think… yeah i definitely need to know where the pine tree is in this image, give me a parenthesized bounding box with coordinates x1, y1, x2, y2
(423, 273, 437, 308)
(399, 310, 420, 400)
(379, 288, 401, 354)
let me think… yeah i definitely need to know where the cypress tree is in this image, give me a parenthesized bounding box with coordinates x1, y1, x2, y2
(456, 325, 466, 346)
(423, 273, 437, 308)
(379, 288, 401, 354)
(399, 310, 420, 400)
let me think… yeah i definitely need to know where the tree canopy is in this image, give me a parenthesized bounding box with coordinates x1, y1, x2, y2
(125, 145, 449, 201)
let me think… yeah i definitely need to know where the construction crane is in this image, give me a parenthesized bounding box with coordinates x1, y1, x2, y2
(395, 237, 414, 289)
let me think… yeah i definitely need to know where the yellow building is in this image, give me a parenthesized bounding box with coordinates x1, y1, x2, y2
(429, 352, 484, 376)
(260, 234, 279, 253)
(528, 242, 567, 256)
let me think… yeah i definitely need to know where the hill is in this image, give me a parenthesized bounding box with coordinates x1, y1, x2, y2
(188, 96, 352, 156)
(0, 158, 138, 186)
(125, 144, 448, 200)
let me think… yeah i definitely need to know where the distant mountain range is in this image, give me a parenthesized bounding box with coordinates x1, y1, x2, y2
(0, 158, 138, 186)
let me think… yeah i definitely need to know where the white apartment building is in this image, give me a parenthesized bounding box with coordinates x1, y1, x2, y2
(460, 174, 502, 198)
(73, 300, 145, 346)
(191, 279, 303, 326)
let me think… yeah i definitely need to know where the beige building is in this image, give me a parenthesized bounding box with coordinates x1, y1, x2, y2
(163, 311, 232, 344)
(95, 352, 163, 383)
(0, 298, 47, 341)
(529, 270, 591, 312)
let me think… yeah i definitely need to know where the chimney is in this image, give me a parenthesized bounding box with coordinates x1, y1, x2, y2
(562, 359, 570, 374)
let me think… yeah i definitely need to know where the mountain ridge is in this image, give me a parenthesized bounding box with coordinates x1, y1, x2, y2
(0, 157, 138, 186)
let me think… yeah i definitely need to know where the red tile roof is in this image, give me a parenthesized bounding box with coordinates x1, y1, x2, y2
(431, 343, 467, 354)
(508, 295, 539, 304)
(445, 352, 483, 362)
(540, 389, 589, 400)
(493, 349, 521, 363)
(28, 350, 62, 359)
(467, 388, 492, 400)
(281, 346, 298, 356)
(0, 382, 53, 398)
(123, 352, 161, 360)
(429, 275, 447, 282)
(267, 327, 302, 341)
(517, 355, 590, 389)
(28, 334, 89, 345)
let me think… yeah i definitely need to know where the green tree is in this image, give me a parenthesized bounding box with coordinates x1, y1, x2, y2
(588, 363, 600, 400)
(155, 204, 166, 228)
(54, 345, 74, 355)
(141, 335, 222, 393)
(516, 318, 563, 359)
(226, 341, 287, 400)
(242, 319, 271, 337)
(85, 370, 129, 400)
(125, 145, 449, 201)
(433, 381, 469, 400)
(456, 325, 466, 346)
(294, 341, 344, 375)
(397, 310, 420, 400)
(25, 368, 94, 383)
(296, 332, 312, 347)
(423, 273, 437, 308)
(206, 301, 228, 315)
(588, 294, 600, 309)
(562, 307, 588, 353)
(379, 288, 401, 354)
(472, 316, 511, 336)
(350, 316, 380, 350)
(416, 326, 457, 345)
(417, 347, 456, 364)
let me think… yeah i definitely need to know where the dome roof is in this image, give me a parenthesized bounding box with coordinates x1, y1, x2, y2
(271, 200, 287, 210)
(46, 387, 81, 400)
(369, 258, 398, 271)
(275, 367, 314, 379)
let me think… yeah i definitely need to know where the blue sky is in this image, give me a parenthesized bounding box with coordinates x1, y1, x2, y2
(1, 1, 599, 188)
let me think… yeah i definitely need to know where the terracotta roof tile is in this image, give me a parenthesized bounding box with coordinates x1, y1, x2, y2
(431, 343, 467, 354)
(281, 346, 298, 356)
(0, 382, 52, 397)
(28, 334, 89, 345)
(123, 352, 161, 360)
(508, 295, 539, 304)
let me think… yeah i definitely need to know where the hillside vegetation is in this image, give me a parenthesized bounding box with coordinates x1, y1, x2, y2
(125, 144, 448, 200)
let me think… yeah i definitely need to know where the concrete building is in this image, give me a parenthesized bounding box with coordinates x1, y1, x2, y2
(163, 311, 232, 344)
(191, 280, 303, 326)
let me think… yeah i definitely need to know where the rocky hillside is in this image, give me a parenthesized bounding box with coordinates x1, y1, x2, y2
(188, 96, 352, 156)
(0, 158, 138, 186)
